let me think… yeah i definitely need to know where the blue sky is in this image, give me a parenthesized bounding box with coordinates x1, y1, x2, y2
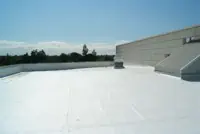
(0, 0, 199, 55)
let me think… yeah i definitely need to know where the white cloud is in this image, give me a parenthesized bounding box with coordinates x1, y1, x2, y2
(0, 40, 129, 55)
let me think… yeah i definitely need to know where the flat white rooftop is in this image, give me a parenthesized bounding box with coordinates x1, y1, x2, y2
(0, 66, 200, 134)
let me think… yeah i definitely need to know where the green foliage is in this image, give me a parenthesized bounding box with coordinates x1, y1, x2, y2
(30, 49, 46, 63)
(92, 49, 97, 56)
(0, 46, 114, 66)
(70, 52, 82, 62)
(82, 44, 88, 56)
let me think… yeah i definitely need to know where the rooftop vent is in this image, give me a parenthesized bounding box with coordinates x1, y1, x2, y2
(114, 57, 124, 69)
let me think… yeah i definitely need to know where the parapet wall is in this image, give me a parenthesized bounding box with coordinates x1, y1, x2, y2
(0, 62, 114, 78)
(155, 42, 200, 77)
(0, 64, 23, 78)
(181, 55, 200, 81)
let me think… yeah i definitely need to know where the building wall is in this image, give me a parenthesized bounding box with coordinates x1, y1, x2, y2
(155, 42, 200, 77)
(116, 25, 200, 66)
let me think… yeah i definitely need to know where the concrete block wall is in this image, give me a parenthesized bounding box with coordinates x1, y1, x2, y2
(22, 62, 113, 72)
(0, 64, 23, 77)
(0, 62, 114, 78)
(116, 39, 184, 66)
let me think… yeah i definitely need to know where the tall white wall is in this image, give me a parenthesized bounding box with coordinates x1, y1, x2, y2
(116, 25, 200, 66)
(117, 39, 184, 66)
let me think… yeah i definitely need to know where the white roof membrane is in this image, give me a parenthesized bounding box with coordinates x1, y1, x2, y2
(0, 66, 200, 134)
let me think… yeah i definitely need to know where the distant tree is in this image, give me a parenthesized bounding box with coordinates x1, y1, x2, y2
(31, 49, 38, 57)
(37, 49, 47, 62)
(30, 49, 46, 63)
(82, 44, 88, 56)
(96, 55, 114, 61)
(104, 55, 114, 61)
(30, 49, 38, 63)
(0, 46, 115, 67)
(22, 53, 30, 63)
(85, 54, 96, 61)
(46, 55, 60, 63)
(60, 53, 69, 62)
(24, 52, 29, 57)
(70, 52, 82, 62)
(4, 54, 11, 65)
(38, 50, 46, 57)
(92, 49, 97, 56)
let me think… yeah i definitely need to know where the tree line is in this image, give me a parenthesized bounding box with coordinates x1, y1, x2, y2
(0, 44, 114, 66)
